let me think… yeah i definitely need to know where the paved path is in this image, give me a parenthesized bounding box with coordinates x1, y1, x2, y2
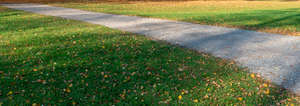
(2, 3, 300, 94)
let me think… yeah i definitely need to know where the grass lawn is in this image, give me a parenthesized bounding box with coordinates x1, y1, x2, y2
(0, 6, 300, 105)
(44, 1, 300, 36)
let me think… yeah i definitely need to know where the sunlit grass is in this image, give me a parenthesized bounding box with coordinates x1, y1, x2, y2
(0, 6, 300, 105)
(48, 1, 300, 35)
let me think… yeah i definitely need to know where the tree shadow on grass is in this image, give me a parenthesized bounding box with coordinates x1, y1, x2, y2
(182, 8, 300, 35)
(239, 8, 300, 30)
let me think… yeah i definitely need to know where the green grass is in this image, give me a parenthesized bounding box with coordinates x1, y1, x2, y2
(50, 1, 300, 35)
(0, 7, 299, 105)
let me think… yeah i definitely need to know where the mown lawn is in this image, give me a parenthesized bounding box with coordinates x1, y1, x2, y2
(48, 1, 300, 35)
(0, 7, 299, 105)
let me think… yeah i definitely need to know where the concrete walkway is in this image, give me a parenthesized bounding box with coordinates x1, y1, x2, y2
(2, 3, 300, 94)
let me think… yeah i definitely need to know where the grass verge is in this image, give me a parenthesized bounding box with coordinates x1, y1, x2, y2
(45, 1, 300, 36)
(0, 6, 299, 105)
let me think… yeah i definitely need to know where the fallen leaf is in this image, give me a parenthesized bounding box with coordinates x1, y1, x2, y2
(32, 103, 37, 106)
(104, 75, 108, 78)
(65, 88, 71, 93)
(250, 73, 255, 78)
(263, 83, 268, 87)
(178, 95, 182, 100)
(7, 91, 13, 95)
(264, 89, 270, 95)
(237, 97, 243, 101)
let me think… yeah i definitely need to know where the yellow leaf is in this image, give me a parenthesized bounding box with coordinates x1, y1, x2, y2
(7, 91, 13, 95)
(104, 75, 108, 78)
(263, 83, 268, 87)
(32, 103, 37, 106)
(178, 95, 182, 100)
(237, 97, 243, 101)
(181, 91, 185, 95)
(33, 69, 38, 72)
(264, 89, 270, 95)
(250, 73, 255, 78)
(193, 99, 198, 103)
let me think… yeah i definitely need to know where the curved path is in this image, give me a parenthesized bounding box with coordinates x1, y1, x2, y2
(2, 3, 300, 94)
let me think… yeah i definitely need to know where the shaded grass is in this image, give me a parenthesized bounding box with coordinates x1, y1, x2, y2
(0, 6, 299, 105)
(48, 1, 300, 35)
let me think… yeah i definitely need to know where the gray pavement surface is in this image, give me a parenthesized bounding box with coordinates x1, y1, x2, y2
(2, 3, 300, 94)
